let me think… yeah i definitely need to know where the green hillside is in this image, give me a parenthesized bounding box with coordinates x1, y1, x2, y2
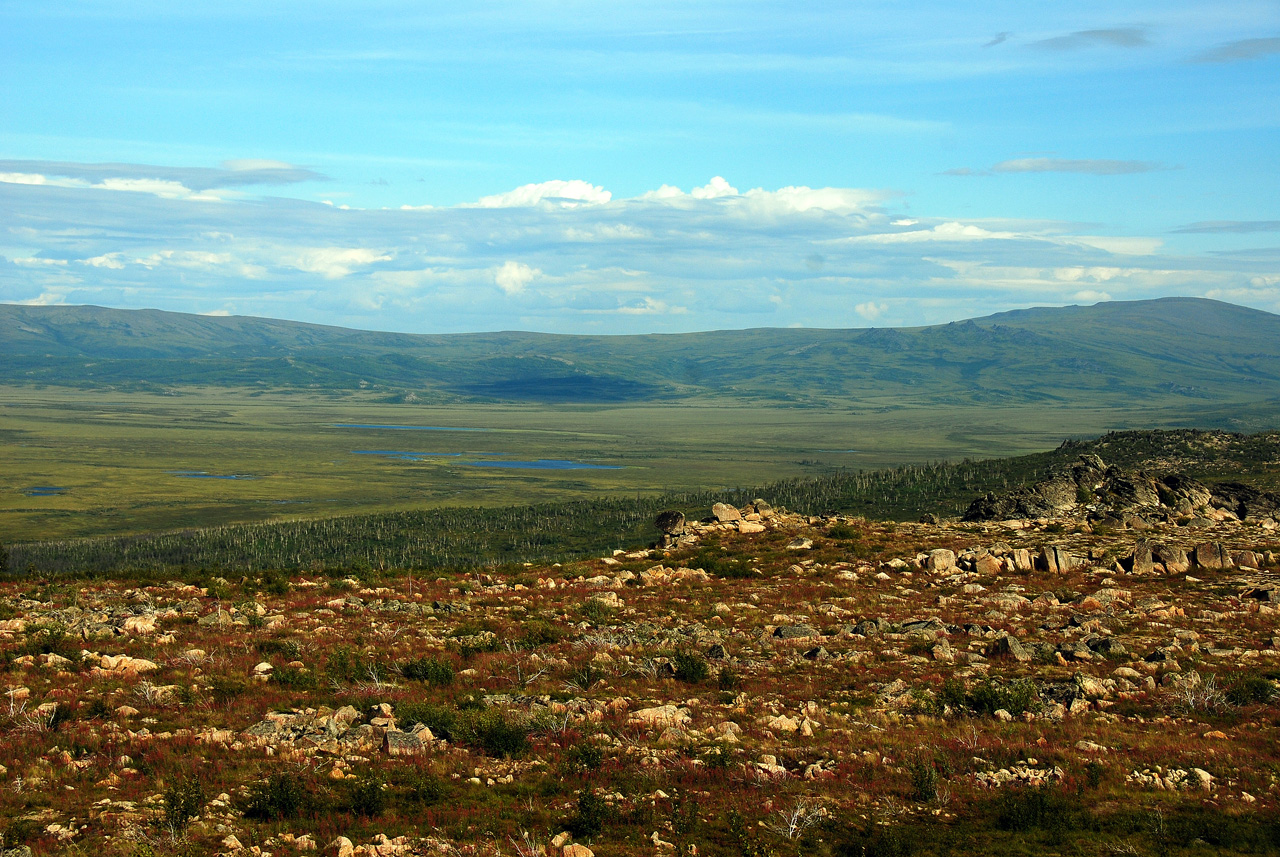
(4, 298, 1280, 410)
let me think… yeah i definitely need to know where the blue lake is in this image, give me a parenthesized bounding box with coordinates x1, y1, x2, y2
(466, 459, 621, 470)
(335, 424, 490, 432)
(169, 471, 254, 480)
(24, 486, 66, 496)
(353, 450, 463, 461)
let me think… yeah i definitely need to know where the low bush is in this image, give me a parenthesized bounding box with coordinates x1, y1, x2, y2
(673, 651, 709, 684)
(1226, 673, 1276, 706)
(346, 773, 386, 818)
(272, 665, 317, 690)
(518, 620, 563, 649)
(567, 789, 611, 839)
(163, 775, 205, 833)
(565, 741, 604, 773)
(401, 656, 455, 686)
(243, 772, 309, 820)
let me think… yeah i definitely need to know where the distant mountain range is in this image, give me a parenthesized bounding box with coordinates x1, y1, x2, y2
(4, 298, 1280, 412)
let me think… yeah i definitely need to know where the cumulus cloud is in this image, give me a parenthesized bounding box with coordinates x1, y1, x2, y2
(855, 301, 888, 320)
(494, 260, 540, 294)
(1032, 28, 1148, 51)
(1196, 37, 1280, 63)
(470, 179, 611, 208)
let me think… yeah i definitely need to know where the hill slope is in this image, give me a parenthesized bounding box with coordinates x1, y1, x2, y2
(3, 298, 1280, 409)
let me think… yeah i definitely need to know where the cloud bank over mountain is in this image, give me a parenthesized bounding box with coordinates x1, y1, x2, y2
(3, 163, 1275, 334)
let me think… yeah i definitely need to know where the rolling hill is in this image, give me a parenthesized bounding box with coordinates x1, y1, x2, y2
(3, 298, 1280, 412)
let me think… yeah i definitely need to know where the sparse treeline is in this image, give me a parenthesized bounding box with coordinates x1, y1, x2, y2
(5, 451, 1063, 577)
(10, 428, 1276, 577)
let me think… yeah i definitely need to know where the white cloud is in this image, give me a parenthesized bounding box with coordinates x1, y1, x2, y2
(1068, 235, 1162, 255)
(7, 161, 1276, 334)
(16, 291, 69, 306)
(0, 172, 48, 186)
(691, 176, 739, 199)
(856, 301, 888, 320)
(562, 224, 651, 241)
(288, 247, 391, 279)
(1071, 289, 1112, 302)
(81, 253, 127, 269)
(12, 256, 67, 266)
(223, 159, 295, 171)
(614, 296, 684, 315)
(470, 179, 612, 208)
(845, 221, 1020, 244)
(495, 260, 540, 294)
(741, 185, 881, 215)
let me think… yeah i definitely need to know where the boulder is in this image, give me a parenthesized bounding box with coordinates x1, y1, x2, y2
(654, 510, 686, 535)
(990, 635, 1032, 663)
(711, 503, 742, 523)
(927, 549, 956, 572)
(1039, 546, 1081, 574)
(1193, 542, 1232, 570)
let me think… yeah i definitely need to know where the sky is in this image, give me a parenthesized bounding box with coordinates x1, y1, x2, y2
(1, 1, 1278, 334)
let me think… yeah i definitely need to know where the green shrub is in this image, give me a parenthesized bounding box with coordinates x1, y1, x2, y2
(565, 742, 604, 773)
(519, 620, 563, 649)
(577, 599, 616, 625)
(272, 665, 317, 690)
(567, 789, 611, 839)
(673, 651, 709, 684)
(256, 637, 302, 660)
(1226, 674, 1276, 706)
(405, 771, 446, 805)
(347, 773, 385, 818)
(460, 708, 530, 758)
(717, 665, 742, 692)
(908, 759, 938, 802)
(401, 656, 455, 686)
(994, 786, 1075, 832)
(833, 823, 918, 857)
(243, 772, 307, 820)
(967, 677, 1039, 716)
(163, 775, 205, 832)
(209, 676, 246, 704)
(395, 702, 456, 739)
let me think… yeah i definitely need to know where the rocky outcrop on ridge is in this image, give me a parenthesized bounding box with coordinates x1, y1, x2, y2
(964, 453, 1280, 525)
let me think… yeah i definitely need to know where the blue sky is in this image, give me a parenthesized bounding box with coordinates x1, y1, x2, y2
(2, 1, 1278, 333)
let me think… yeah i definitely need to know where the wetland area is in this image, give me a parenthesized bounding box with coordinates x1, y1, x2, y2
(0, 385, 1239, 542)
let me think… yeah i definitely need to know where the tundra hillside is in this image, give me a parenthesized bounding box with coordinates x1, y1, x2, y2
(3, 442, 1280, 856)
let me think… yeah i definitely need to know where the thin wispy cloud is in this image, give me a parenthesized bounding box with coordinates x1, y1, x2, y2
(1172, 220, 1280, 234)
(993, 158, 1168, 175)
(1031, 28, 1149, 51)
(0, 160, 329, 192)
(944, 158, 1169, 177)
(1195, 36, 1280, 62)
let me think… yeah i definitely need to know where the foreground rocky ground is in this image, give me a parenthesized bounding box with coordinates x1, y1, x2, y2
(2, 474, 1280, 856)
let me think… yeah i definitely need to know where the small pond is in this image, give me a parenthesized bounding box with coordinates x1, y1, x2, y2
(465, 459, 621, 470)
(353, 450, 462, 461)
(168, 471, 255, 480)
(24, 486, 67, 496)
